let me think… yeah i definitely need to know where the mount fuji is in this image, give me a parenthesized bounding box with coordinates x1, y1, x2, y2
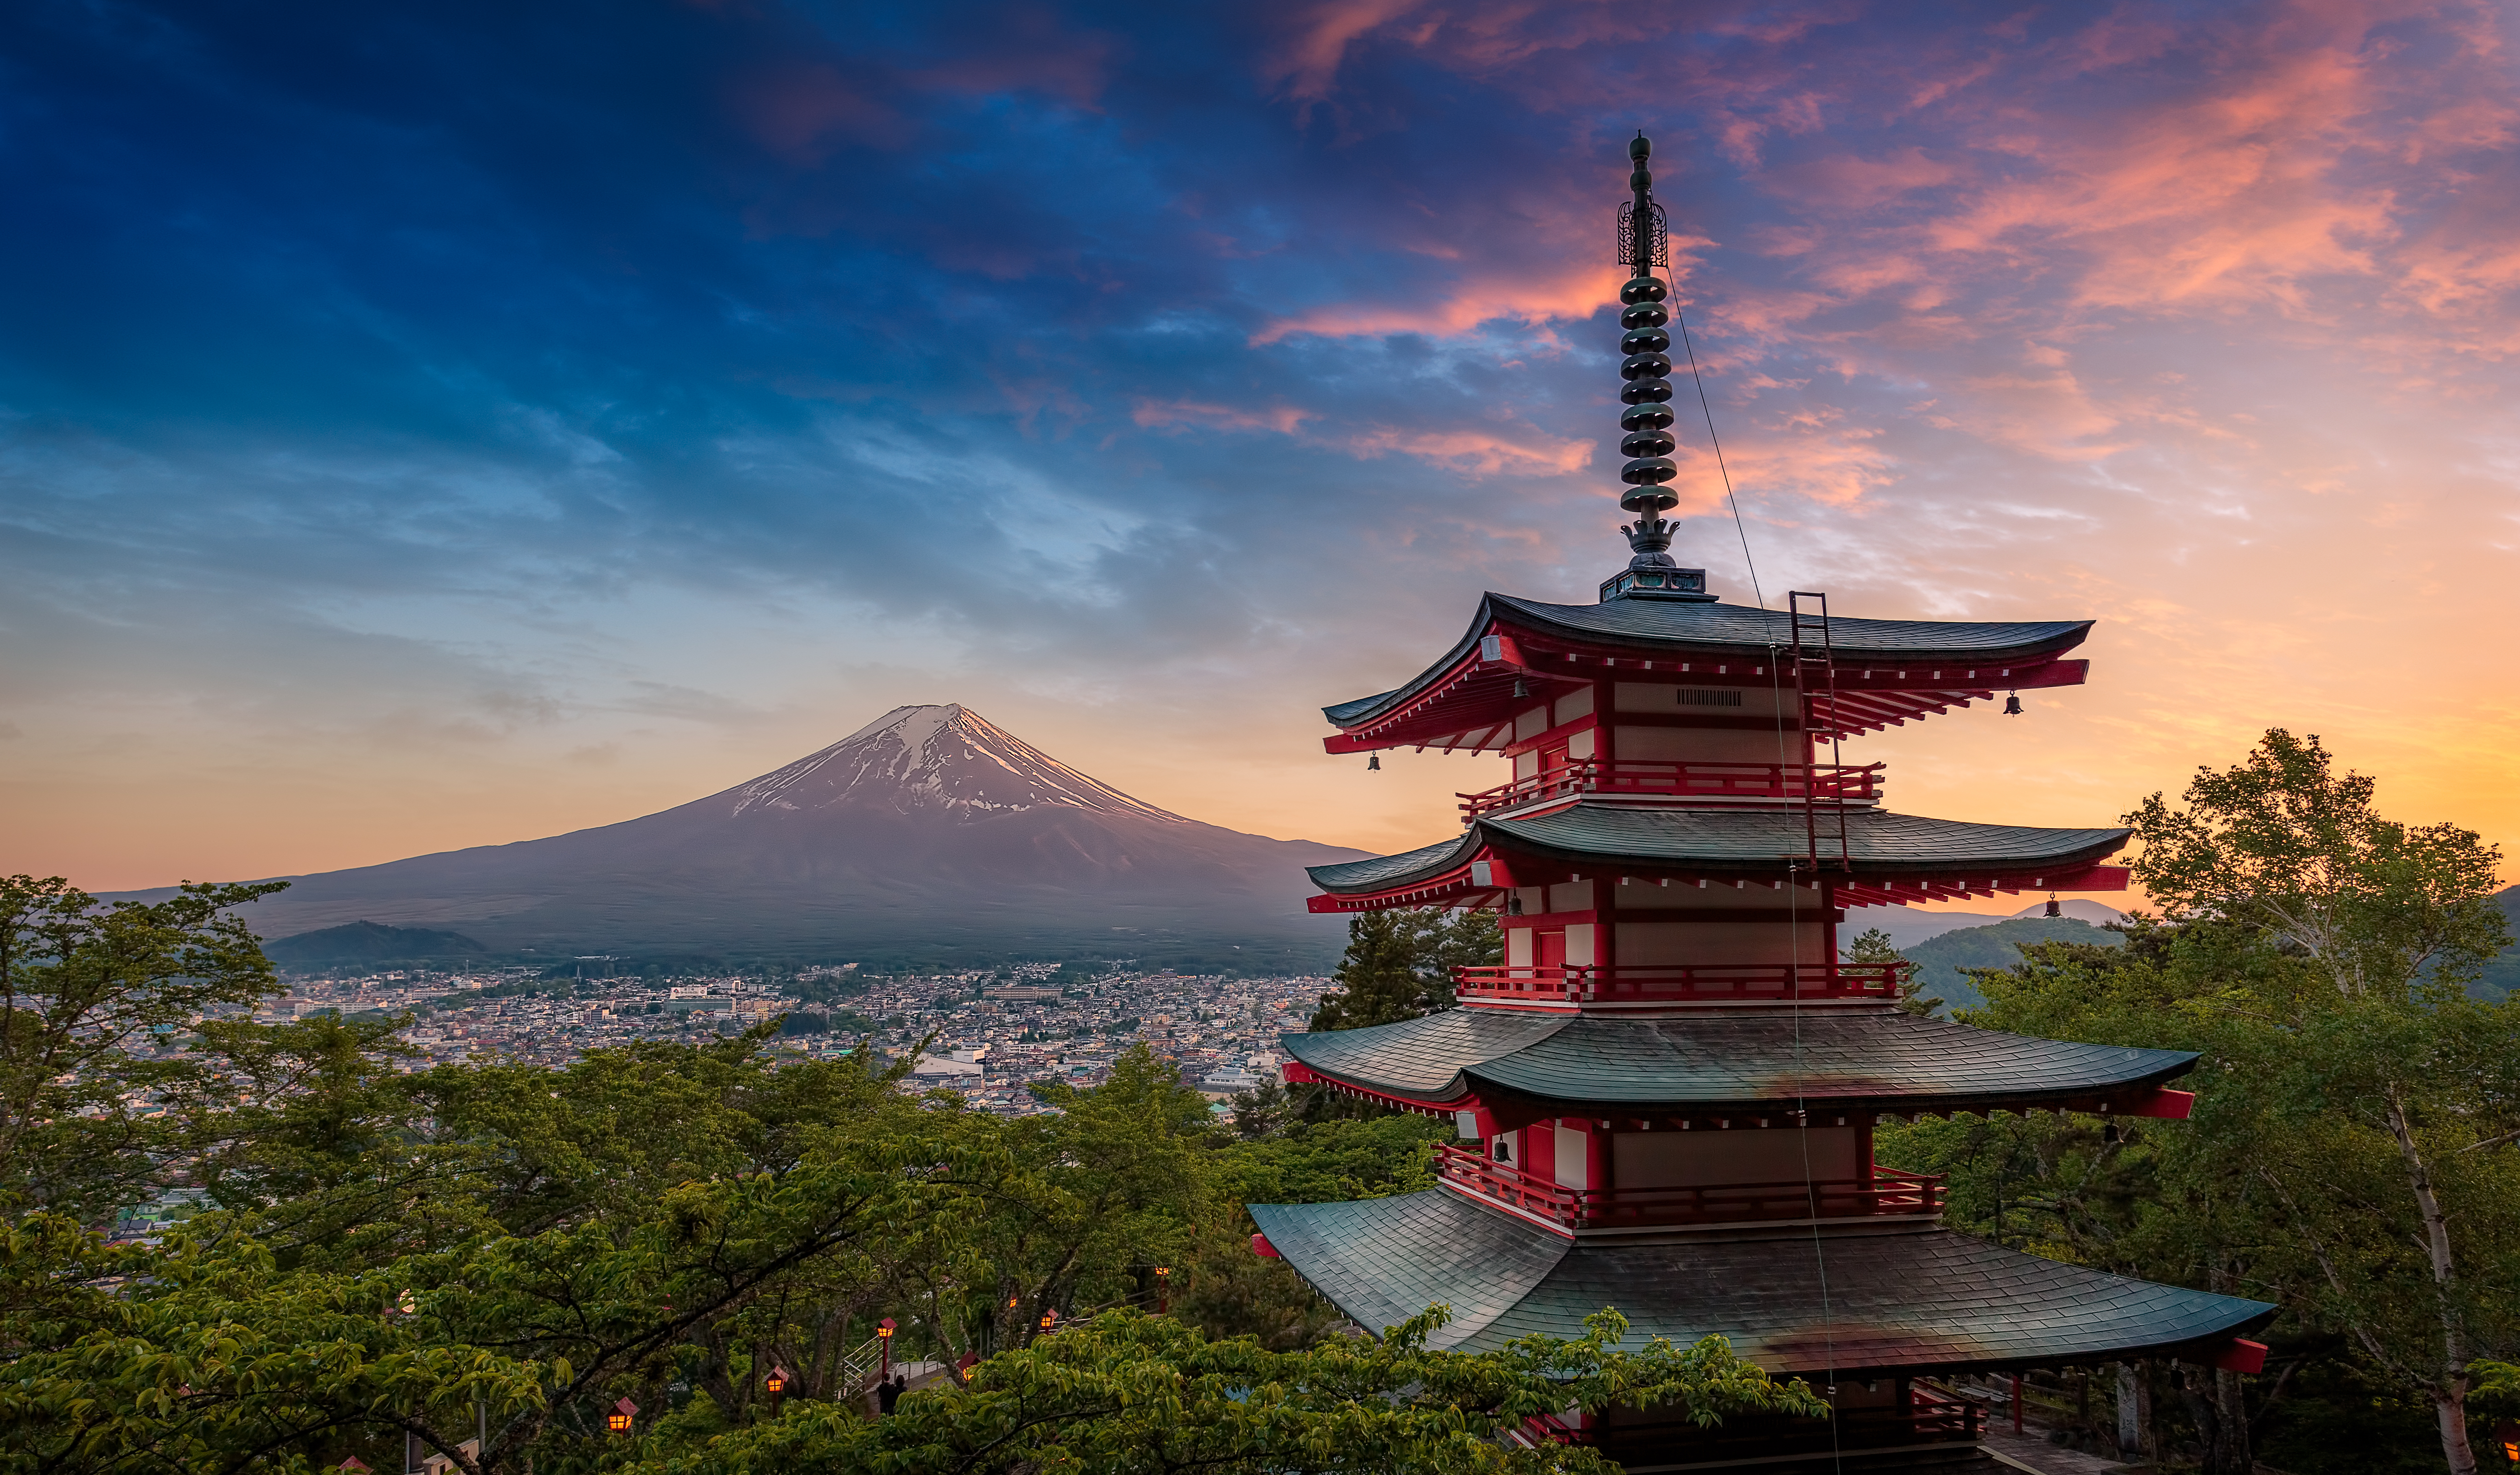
(127, 706, 1368, 967)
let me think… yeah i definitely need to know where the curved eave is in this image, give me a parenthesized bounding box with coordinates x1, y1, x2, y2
(1281, 1010, 2199, 1118)
(1304, 806, 2131, 903)
(1322, 593, 2096, 744)
(1248, 1194, 2275, 1370)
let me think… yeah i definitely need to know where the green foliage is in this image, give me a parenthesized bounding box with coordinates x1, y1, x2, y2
(1880, 731, 2520, 1475)
(1308, 909, 1499, 1033)
(620, 1306, 1822, 1475)
(0, 1012, 1812, 1474)
(1842, 926, 1942, 1017)
(0, 875, 287, 1219)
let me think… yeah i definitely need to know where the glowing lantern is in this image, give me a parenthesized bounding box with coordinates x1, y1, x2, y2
(607, 1397, 637, 1434)
(764, 1364, 788, 1395)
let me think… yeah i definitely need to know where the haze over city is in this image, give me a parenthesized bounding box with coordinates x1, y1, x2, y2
(4, 0, 2515, 908)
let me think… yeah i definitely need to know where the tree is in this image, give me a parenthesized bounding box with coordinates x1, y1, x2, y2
(2127, 730, 2515, 1475)
(1308, 910, 1498, 1033)
(1842, 926, 1938, 1016)
(618, 1306, 1826, 1475)
(0, 876, 286, 1219)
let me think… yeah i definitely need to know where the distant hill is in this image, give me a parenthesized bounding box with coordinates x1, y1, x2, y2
(1892, 916, 2124, 1015)
(1844, 898, 2128, 953)
(2480, 885, 2520, 1000)
(113, 705, 1367, 970)
(1874, 888, 2520, 1010)
(264, 921, 490, 967)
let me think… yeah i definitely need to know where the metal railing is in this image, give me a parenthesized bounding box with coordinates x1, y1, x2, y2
(1458, 760, 1883, 820)
(1453, 960, 1906, 1006)
(1435, 1143, 1944, 1229)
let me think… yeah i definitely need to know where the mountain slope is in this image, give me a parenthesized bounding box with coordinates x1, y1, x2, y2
(1896, 916, 2125, 1015)
(1842, 898, 2127, 953)
(122, 705, 1367, 967)
(263, 922, 489, 967)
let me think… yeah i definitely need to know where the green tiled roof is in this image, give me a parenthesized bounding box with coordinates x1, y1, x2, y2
(1305, 804, 2129, 894)
(1324, 593, 2091, 727)
(1248, 1191, 2272, 1370)
(1281, 1009, 2196, 1112)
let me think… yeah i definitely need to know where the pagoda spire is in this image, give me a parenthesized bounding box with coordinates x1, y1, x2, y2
(1600, 135, 1710, 603)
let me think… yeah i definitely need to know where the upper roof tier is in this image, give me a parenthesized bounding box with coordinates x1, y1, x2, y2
(1305, 802, 2130, 911)
(1323, 593, 2094, 753)
(1278, 1007, 2195, 1118)
(1245, 1194, 2272, 1370)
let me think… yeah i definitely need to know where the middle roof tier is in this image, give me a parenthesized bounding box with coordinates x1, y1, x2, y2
(1279, 1007, 2198, 1119)
(1305, 800, 2132, 912)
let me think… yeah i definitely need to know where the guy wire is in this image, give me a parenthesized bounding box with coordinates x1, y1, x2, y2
(1768, 649, 1844, 1474)
(1671, 299, 1764, 612)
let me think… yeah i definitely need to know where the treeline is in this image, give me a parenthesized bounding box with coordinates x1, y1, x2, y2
(1878, 731, 2520, 1475)
(0, 875, 1808, 1474)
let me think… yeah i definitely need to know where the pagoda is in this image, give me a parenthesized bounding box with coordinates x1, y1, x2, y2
(1248, 137, 2274, 1472)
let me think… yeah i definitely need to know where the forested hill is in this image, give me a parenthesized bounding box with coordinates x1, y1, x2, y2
(1896, 887, 2520, 1011)
(1895, 916, 2124, 1016)
(2483, 884, 2520, 1000)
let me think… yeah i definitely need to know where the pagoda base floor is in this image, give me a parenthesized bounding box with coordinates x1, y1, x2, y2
(1247, 1185, 2269, 1370)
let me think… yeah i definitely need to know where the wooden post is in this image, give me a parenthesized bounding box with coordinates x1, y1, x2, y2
(2011, 1372, 2024, 1434)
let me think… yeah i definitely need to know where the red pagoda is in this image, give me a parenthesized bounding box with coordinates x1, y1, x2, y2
(1248, 137, 2273, 1473)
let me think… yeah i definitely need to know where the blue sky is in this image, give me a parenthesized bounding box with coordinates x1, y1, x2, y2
(5, 0, 2516, 890)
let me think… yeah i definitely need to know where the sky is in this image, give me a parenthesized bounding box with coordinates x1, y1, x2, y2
(4, 0, 2516, 906)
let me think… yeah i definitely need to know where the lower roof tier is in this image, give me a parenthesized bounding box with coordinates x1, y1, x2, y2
(1305, 803, 2129, 908)
(1248, 1189, 2272, 1370)
(1278, 1007, 2196, 1117)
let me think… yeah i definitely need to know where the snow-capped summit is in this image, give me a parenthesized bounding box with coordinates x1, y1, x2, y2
(729, 705, 1186, 824)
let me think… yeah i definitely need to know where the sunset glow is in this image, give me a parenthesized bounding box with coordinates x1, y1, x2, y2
(3, 0, 2514, 904)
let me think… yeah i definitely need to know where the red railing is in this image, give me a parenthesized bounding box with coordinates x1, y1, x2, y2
(1458, 760, 1883, 819)
(1436, 1143, 1945, 1229)
(1908, 1381, 1989, 1440)
(1453, 961, 1906, 1007)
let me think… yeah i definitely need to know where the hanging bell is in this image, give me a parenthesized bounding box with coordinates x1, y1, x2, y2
(1366, 755, 1381, 771)
(2003, 692, 2023, 716)
(2044, 892, 2061, 918)
(1512, 678, 1530, 699)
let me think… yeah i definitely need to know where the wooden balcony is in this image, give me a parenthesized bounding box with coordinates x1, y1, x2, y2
(1453, 960, 1907, 1007)
(1458, 760, 1883, 820)
(1436, 1142, 1945, 1230)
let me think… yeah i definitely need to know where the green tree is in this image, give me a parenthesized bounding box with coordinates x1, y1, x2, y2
(2127, 730, 2515, 1475)
(620, 1305, 1824, 1475)
(0, 876, 286, 1218)
(1308, 909, 1498, 1032)
(1842, 926, 1938, 1016)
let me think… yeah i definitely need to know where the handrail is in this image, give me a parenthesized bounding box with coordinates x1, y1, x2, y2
(1458, 760, 1883, 820)
(837, 1333, 888, 1393)
(1435, 1143, 1945, 1228)
(1454, 961, 1907, 1006)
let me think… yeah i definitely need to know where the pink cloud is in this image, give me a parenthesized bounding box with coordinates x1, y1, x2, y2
(1132, 399, 1314, 434)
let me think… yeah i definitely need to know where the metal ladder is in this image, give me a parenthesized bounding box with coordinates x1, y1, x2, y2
(1787, 591, 1850, 872)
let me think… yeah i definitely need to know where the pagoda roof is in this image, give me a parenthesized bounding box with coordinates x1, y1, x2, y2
(1307, 804, 2129, 897)
(1278, 1008, 2194, 1116)
(1324, 592, 2092, 732)
(1247, 1191, 2273, 1371)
